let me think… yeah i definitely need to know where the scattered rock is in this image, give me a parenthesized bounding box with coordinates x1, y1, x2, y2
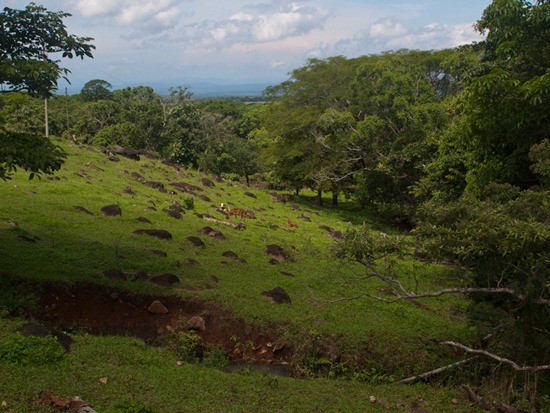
(164, 209, 182, 219)
(222, 251, 239, 259)
(147, 249, 167, 257)
(133, 269, 149, 280)
(187, 236, 205, 247)
(74, 205, 94, 215)
(199, 226, 226, 240)
(121, 186, 135, 195)
(198, 194, 212, 202)
(299, 214, 311, 222)
(18, 234, 39, 243)
(101, 204, 122, 217)
(183, 258, 200, 266)
(148, 300, 169, 314)
(210, 275, 219, 283)
(187, 315, 206, 331)
(329, 230, 343, 239)
(103, 269, 127, 281)
(319, 225, 334, 233)
(279, 271, 295, 277)
(145, 181, 167, 193)
(136, 216, 152, 224)
(244, 191, 257, 199)
(261, 287, 292, 304)
(133, 229, 173, 240)
(171, 182, 204, 192)
(17, 323, 74, 352)
(265, 244, 291, 262)
(112, 146, 140, 161)
(270, 192, 289, 203)
(200, 177, 215, 187)
(150, 274, 180, 287)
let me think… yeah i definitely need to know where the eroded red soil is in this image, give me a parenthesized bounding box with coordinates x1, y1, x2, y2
(32, 282, 290, 364)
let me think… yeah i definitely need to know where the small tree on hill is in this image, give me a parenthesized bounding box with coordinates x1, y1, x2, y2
(0, 3, 94, 180)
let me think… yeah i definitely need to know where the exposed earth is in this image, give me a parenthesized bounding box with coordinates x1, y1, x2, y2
(27, 281, 291, 366)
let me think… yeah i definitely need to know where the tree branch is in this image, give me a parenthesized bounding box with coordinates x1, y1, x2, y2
(442, 342, 550, 372)
(305, 272, 550, 306)
(400, 357, 477, 384)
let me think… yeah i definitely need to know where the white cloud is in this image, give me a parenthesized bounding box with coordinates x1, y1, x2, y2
(322, 16, 483, 59)
(69, 0, 188, 35)
(155, 0, 331, 48)
(368, 17, 407, 39)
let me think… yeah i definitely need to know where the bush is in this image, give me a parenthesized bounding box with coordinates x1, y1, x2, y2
(0, 334, 65, 365)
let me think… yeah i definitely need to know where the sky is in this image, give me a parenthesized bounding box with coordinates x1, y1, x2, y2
(7, 0, 493, 92)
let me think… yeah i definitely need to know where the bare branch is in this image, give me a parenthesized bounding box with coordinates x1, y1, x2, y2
(306, 280, 550, 306)
(400, 357, 477, 384)
(442, 341, 550, 372)
(461, 385, 527, 413)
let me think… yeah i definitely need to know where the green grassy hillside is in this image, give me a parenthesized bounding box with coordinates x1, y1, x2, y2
(0, 138, 473, 412)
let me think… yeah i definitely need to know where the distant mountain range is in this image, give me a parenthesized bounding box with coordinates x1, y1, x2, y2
(186, 82, 275, 98)
(62, 80, 276, 98)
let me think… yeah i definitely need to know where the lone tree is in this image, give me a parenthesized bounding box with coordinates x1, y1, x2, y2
(0, 3, 95, 180)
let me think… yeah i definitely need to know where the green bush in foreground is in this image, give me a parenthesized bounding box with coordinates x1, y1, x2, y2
(0, 334, 65, 365)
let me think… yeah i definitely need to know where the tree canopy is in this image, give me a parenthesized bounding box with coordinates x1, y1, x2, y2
(0, 3, 94, 180)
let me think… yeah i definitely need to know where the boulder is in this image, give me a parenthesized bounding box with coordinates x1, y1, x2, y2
(101, 204, 122, 217)
(150, 273, 180, 287)
(133, 229, 172, 240)
(265, 244, 291, 262)
(18, 323, 74, 352)
(187, 316, 206, 331)
(200, 177, 215, 187)
(148, 300, 169, 314)
(103, 268, 127, 281)
(187, 236, 205, 247)
(261, 287, 292, 304)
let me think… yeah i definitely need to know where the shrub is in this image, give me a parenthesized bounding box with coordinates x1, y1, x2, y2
(0, 334, 65, 365)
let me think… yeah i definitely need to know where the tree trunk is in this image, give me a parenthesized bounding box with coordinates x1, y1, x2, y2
(317, 188, 323, 206)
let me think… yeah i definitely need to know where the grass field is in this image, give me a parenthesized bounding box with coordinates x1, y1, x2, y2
(0, 137, 477, 412)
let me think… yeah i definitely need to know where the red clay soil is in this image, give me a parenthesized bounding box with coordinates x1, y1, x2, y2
(32, 282, 291, 364)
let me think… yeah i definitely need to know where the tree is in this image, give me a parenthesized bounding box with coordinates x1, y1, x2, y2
(444, 0, 550, 194)
(0, 3, 94, 180)
(261, 56, 361, 201)
(0, 3, 94, 97)
(80, 79, 112, 102)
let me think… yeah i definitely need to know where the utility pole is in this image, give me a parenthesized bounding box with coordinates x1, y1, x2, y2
(44, 97, 49, 138)
(65, 87, 70, 131)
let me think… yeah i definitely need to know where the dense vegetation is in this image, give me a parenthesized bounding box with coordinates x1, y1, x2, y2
(1, 1, 549, 411)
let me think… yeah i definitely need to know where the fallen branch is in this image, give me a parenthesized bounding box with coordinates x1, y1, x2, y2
(399, 357, 477, 384)
(201, 216, 245, 230)
(442, 341, 550, 372)
(305, 281, 549, 306)
(461, 384, 527, 413)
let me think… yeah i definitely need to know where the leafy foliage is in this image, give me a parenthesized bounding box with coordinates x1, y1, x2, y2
(0, 129, 66, 180)
(0, 3, 93, 180)
(0, 334, 65, 365)
(0, 3, 94, 97)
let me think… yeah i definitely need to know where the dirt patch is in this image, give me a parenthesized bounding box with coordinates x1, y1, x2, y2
(31, 282, 290, 364)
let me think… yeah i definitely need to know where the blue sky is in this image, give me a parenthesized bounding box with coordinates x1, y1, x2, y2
(7, 0, 493, 90)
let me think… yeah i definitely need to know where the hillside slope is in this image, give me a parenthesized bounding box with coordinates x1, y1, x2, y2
(0, 138, 472, 411)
